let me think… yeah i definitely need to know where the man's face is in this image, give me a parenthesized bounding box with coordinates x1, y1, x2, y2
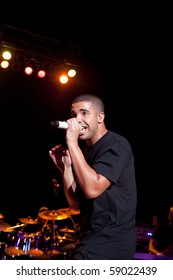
(71, 101, 100, 142)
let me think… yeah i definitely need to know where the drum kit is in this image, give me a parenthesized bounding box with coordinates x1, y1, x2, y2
(0, 207, 80, 260)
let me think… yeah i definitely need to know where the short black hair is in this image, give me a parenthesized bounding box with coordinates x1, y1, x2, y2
(72, 94, 105, 113)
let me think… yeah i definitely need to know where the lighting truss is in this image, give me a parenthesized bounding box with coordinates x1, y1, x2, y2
(0, 23, 81, 74)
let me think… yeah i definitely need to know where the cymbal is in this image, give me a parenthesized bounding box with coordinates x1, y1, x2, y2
(57, 235, 74, 242)
(59, 228, 75, 233)
(0, 220, 14, 232)
(38, 210, 68, 220)
(58, 207, 80, 216)
(19, 217, 38, 224)
(0, 213, 4, 219)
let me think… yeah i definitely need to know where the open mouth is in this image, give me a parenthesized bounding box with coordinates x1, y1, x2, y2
(79, 125, 86, 133)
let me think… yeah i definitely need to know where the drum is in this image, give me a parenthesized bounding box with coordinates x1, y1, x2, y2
(5, 246, 26, 259)
(27, 248, 44, 258)
(5, 231, 36, 259)
(20, 232, 36, 254)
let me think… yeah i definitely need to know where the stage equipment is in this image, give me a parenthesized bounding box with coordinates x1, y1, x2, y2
(38, 210, 68, 221)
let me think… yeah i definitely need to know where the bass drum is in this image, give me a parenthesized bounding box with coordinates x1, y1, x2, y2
(27, 248, 44, 258)
(5, 246, 27, 259)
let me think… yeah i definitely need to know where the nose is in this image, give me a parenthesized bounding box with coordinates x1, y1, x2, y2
(75, 114, 82, 123)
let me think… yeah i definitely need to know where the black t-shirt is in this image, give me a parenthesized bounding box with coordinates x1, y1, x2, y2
(76, 131, 137, 259)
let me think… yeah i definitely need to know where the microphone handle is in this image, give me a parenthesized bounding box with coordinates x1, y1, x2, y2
(51, 121, 68, 129)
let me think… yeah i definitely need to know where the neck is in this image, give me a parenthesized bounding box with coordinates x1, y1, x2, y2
(86, 127, 108, 146)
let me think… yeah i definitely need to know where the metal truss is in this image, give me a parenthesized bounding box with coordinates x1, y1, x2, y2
(0, 23, 81, 66)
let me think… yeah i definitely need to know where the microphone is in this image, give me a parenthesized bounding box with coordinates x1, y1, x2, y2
(51, 121, 68, 129)
(51, 120, 82, 130)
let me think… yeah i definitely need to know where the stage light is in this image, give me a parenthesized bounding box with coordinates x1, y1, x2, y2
(1, 24, 80, 85)
(24, 66, 33, 75)
(0, 60, 10, 69)
(59, 74, 68, 84)
(37, 69, 46, 78)
(2, 50, 12, 60)
(68, 69, 76, 77)
(0, 48, 78, 84)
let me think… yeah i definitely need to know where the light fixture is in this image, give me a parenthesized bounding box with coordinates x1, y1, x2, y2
(24, 66, 33, 75)
(2, 50, 12, 60)
(1, 60, 9, 68)
(37, 69, 46, 78)
(59, 74, 69, 84)
(0, 49, 78, 84)
(68, 69, 76, 77)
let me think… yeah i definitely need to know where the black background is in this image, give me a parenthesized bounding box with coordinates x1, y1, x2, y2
(0, 3, 171, 228)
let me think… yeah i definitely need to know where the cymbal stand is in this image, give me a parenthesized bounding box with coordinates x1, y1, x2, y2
(14, 223, 26, 252)
(49, 211, 58, 256)
(68, 214, 80, 240)
(16, 220, 33, 254)
(6, 223, 24, 230)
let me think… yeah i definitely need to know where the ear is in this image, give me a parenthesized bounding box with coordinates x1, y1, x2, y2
(98, 112, 105, 124)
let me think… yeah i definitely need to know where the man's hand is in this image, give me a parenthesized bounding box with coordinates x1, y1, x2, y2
(49, 144, 72, 172)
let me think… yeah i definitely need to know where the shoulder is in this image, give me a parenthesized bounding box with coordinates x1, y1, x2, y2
(106, 131, 133, 155)
(107, 130, 130, 144)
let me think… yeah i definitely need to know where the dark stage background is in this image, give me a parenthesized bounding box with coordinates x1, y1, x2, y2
(0, 5, 171, 229)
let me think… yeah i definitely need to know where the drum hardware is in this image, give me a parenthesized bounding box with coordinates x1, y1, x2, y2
(38, 209, 68, 221)
(0, 221, 14, 232)
(37, 210, 62, 257)
(59, 228, 75, 233)
(5, 246, 25, 258)
(9, 231, 31, 255)
(57, 208, 80, 236)
(41, 221, 52, 237)
(58, 207, 80, 216)
(65, 215, 80, 239)
(27, 248, 44, 257)
(1, 209, 81, 259)
(56, 208, 80, 254)
(21, 233, 34, 254)
(57, 234, 74, 243)
(1, 228, 14, 233)
(6, 223, 24, 230)
(19, 217, 38, 224)
(5, 231, 42, 258)
(49, 221, 60, 256)
(5, 231, 26, 257)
